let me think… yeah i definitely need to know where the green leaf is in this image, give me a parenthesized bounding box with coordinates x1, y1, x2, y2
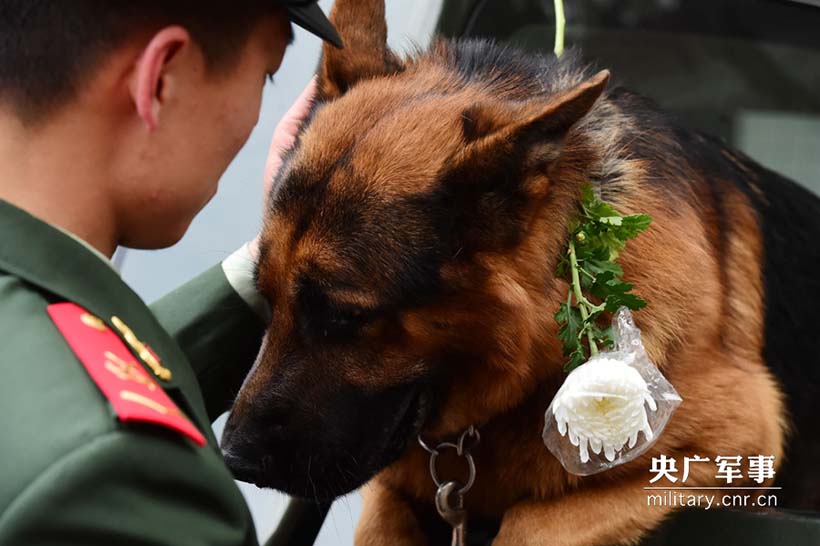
(604, 292, 647, 312)
(620, 213, 652, 236)
(586, 228, 626, 261)
(578, 267, 595, 290)
(584, 259, 623, 278)
(583, 197, 620, 221)
(573, 236, 609, 261)
(564, 346, 587, 372)
(590, 323, 615, 348)
(554, 301, 570, 323)
(589, 271, 647, 312)
(557, 184, 651, 374)
(609, 215, 651, 242)
(581, 185, 616, 220)
(580, 185, 596, 207)
(598, 216, 623, 226)
(590, 271, 631, 299)
(556, 256, 569, 277)
(555, 303, 584, 356)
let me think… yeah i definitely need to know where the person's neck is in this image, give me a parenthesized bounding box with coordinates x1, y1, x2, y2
(0, 109, 119, 257)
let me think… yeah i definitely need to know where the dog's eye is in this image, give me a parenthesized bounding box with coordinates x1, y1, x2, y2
(323, 306, 370, 340)
(297, 275, 378, 342)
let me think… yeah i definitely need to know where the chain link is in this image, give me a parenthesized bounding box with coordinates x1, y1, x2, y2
(418, 425, 480, 497)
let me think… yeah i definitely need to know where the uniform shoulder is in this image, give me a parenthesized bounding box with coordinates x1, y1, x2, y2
(0, 273, 115, 510)
(0, 429, 254, 546)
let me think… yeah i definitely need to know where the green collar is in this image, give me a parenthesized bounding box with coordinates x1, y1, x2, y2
(0, 200, 138, 326)
(0, 199, 215, 445)
(52, 222, 119, 273)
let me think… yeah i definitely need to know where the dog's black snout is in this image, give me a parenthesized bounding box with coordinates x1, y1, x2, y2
(220, 449, 254, 482)
(220, 397, 300, 485)
(221, 425, 270, 484)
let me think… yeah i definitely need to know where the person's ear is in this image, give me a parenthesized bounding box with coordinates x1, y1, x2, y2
(318, 0, 403, 100)
(129, 26, 191, 131)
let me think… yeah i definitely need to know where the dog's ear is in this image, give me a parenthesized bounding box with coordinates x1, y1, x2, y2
(458, 70, 610, 161)
(442, 71, 610, 251)
(318, 0, 404, 99)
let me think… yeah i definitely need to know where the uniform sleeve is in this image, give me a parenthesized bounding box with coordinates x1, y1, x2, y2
(0, 430, 258, 546)
(150, 264, 266, 421)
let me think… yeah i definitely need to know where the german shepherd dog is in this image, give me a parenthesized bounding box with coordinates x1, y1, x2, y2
(221, 0, 820, 544)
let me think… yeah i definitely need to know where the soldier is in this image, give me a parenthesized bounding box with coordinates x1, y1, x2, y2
(0, 1, 340, 545)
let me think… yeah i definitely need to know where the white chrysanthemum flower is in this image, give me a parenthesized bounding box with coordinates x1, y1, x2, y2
(552, 355, 657, 463)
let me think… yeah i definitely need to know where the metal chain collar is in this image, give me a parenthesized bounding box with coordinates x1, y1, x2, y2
(418, 425, 480, 546)
(418, 425, 481, 496)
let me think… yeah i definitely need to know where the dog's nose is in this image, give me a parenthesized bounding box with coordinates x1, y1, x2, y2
(220, 407, 293, 481)
(221, 447, 263, 484)
(220, 417, 253, 470)
(220, 423, 268, 484)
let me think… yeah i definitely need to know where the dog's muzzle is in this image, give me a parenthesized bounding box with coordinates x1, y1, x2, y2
(220, 384, 432, 502)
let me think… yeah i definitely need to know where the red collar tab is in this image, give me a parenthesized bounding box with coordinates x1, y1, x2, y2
(48, 302, 206, 447)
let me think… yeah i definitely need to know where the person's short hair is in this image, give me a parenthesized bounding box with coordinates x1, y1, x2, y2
(0, 0, 285, 124)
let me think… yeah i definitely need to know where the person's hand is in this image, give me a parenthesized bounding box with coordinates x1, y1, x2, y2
(250, 77, 318, 260)
(263, 77, 317, 199)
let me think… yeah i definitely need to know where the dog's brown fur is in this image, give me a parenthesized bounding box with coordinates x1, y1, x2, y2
(221, 1, 820, 544)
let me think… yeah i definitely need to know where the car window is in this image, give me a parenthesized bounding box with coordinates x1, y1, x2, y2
(438, 0, 820, 194)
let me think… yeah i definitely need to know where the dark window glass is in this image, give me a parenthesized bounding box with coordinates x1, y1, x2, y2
(438, 0, 820, 194)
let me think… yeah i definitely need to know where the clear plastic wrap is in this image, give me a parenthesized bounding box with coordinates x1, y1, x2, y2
(543, 308, 682, 475)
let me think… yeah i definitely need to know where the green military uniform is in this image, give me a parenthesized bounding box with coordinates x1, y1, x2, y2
(0, 199, 267, 545)
(0, 2, 342, 542)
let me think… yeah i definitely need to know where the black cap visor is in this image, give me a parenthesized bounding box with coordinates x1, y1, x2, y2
(287, 4, 343, 48)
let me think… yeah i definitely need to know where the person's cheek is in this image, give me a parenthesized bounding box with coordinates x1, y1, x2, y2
(235, 83, 264, 152)
(217, 83, 263, 171)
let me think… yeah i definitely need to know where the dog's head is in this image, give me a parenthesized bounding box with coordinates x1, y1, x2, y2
(221, 0, 608, 501)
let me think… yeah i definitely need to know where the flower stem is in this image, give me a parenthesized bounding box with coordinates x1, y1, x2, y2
(568, 240, 599, 356)
(553, 0, 566, 57)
